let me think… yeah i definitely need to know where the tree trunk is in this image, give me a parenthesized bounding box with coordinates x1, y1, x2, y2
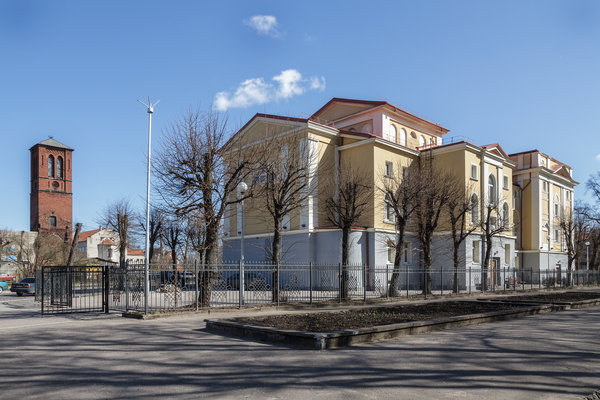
(341, 226, 351, 300)
(422, 237, 433, 295)
(388, 223, 406, 298)
(453, 243, 460, 293)
(66, 223, 82, 266)
(199, 219, 218, 307)
(271, 218, 282, 302)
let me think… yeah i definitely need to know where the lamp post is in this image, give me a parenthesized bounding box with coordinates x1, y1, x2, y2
(238, 182, 247, 307)
(138, 97, 160, 316)
(586, 241, 590, 270)
(547, 234, 551, 285)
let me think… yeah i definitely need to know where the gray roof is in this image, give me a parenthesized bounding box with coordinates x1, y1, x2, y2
(31, 138, 73, 151)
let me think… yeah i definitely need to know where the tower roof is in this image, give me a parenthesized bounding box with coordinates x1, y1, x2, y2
(30, 138, 73, 151)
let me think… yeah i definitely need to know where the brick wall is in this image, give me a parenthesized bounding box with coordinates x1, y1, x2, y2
(30, 143, 73, 240)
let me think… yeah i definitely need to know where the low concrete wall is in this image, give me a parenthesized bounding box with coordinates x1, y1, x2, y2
(205, 302, 559, 350)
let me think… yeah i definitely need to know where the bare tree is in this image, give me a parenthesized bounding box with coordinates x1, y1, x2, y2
(378, 161, 422, 297)
(322, 159, 373, 299)
(558, 201, 590, 282)
(96, 197, 139, 267)
(162, 217, 183, 266)
(414, 156, 455, 294)
(153, 106, 256, 307)
(446, 180, 478, 292)
(138, 207, 164, 264)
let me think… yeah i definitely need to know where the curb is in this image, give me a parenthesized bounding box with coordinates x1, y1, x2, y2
(205, 302, 560, 350)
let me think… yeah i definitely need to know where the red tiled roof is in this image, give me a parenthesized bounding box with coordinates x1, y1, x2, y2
(78, 229, 100, 242)
(128, 248, 145, 256)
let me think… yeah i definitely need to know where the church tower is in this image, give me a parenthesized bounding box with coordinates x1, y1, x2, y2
(30, 138, 74, 240)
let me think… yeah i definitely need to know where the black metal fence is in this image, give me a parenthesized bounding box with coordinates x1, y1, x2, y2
(37, 263, 600, 315)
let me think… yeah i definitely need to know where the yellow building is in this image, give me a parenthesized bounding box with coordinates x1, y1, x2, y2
(509, 150, 578, 278)
(223, 98, 577, 283)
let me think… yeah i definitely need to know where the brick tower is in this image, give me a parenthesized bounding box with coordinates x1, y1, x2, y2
(30, 138, 74, 240)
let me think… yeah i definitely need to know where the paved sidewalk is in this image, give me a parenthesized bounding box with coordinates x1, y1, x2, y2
(1, 296, 599, 399)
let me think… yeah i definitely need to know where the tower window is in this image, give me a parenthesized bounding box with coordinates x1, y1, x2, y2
(57, 156, 63, 179)
(48, 155, 55, 177)
(50, 216, 57, 227)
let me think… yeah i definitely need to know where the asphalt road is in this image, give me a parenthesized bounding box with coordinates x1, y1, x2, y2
(0, 293, 599, 399)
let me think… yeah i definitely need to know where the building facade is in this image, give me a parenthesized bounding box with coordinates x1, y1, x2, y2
(30, 138, 74, 241)
(222, 98, 578, 280)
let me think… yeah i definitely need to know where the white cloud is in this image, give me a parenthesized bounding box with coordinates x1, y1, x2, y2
(214, 69, 326, 111)
(596, 154, 600, 162)
(245, 15, 279, 37)
(273, 69, 304, 99)
(309, 76, 326, 91)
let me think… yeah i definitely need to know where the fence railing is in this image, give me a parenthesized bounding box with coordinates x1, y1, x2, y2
(110, 263, 600, 314)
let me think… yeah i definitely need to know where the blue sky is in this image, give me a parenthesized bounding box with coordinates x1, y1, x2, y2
(1, 0, 599, 233)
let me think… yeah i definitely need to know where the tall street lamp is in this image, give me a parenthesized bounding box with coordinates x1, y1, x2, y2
(138, 97, 160, 316)
(238, 182, 247, 307)
(586, 241, 590, 270)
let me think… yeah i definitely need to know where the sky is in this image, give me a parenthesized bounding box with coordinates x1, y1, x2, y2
(1, 0, 599, 233)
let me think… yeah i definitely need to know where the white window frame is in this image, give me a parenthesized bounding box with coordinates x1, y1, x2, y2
(470, 164, 478, 181)
(542, 181, 548, 193)
(389, 125, 397, 143)
(384, 195, 395, 223)
(488, 174, 497, 203)
(385, 161, 394, 178)
(387, 247, 395, 264)
(470, 193, 479, 225)
(473, 240, 480, 264)
(399, 128, 407, 146)
(503, 175, 509, 190)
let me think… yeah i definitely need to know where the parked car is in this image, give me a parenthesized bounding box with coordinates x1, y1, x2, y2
(10, 277, 36, 296)
(0, 273, 16, 282)
(0, 281, 8, 294)
(225, 273, 266, 290)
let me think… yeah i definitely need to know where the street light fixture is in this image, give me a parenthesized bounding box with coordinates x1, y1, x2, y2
(585, 241, 590, 270)
(138, 97, 160, 316)
(237, 182, 247, 308)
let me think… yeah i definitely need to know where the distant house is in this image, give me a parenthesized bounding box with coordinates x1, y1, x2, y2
(127, 248, 145, 264)
(77, 227, 120, 263)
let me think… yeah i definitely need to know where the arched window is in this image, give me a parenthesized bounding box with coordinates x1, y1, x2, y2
(48, 155, 55, 177)
(503, 202, 509, 230)
(361, 124, 372, 134)
(389, 125, 397, 143)
(471, 194, 479, 224)
(400, 128, 407, 146)
(419, 136, 426, 148)
(57, 156, 63, 179)
(488, 175, 496, 203)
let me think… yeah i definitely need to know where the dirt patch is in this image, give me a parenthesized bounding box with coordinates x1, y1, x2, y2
(235, 302, 525, 333)
(504, 292, 600, 303)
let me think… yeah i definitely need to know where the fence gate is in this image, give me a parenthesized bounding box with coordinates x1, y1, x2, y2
(39, 265, 110, 315)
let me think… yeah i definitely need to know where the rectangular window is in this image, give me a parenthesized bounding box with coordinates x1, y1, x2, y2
(403, 242, 411, 263)
(513, 191, 519, 210)
(385, 161, 393, 177)
(402, 167, 408, 180)
(566, 191, 570, 201)
(473, 241, 480, 263)
(554, 203, 559, 216)
(50, 216, 56, 227)
(542, 181, 548, 192)
(503, 175, 509, 190)
(505, 244, 511, 266)
(387, 248, 395, 264)
(470, 164, 478, 180)
(554, 229, 559, 242)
